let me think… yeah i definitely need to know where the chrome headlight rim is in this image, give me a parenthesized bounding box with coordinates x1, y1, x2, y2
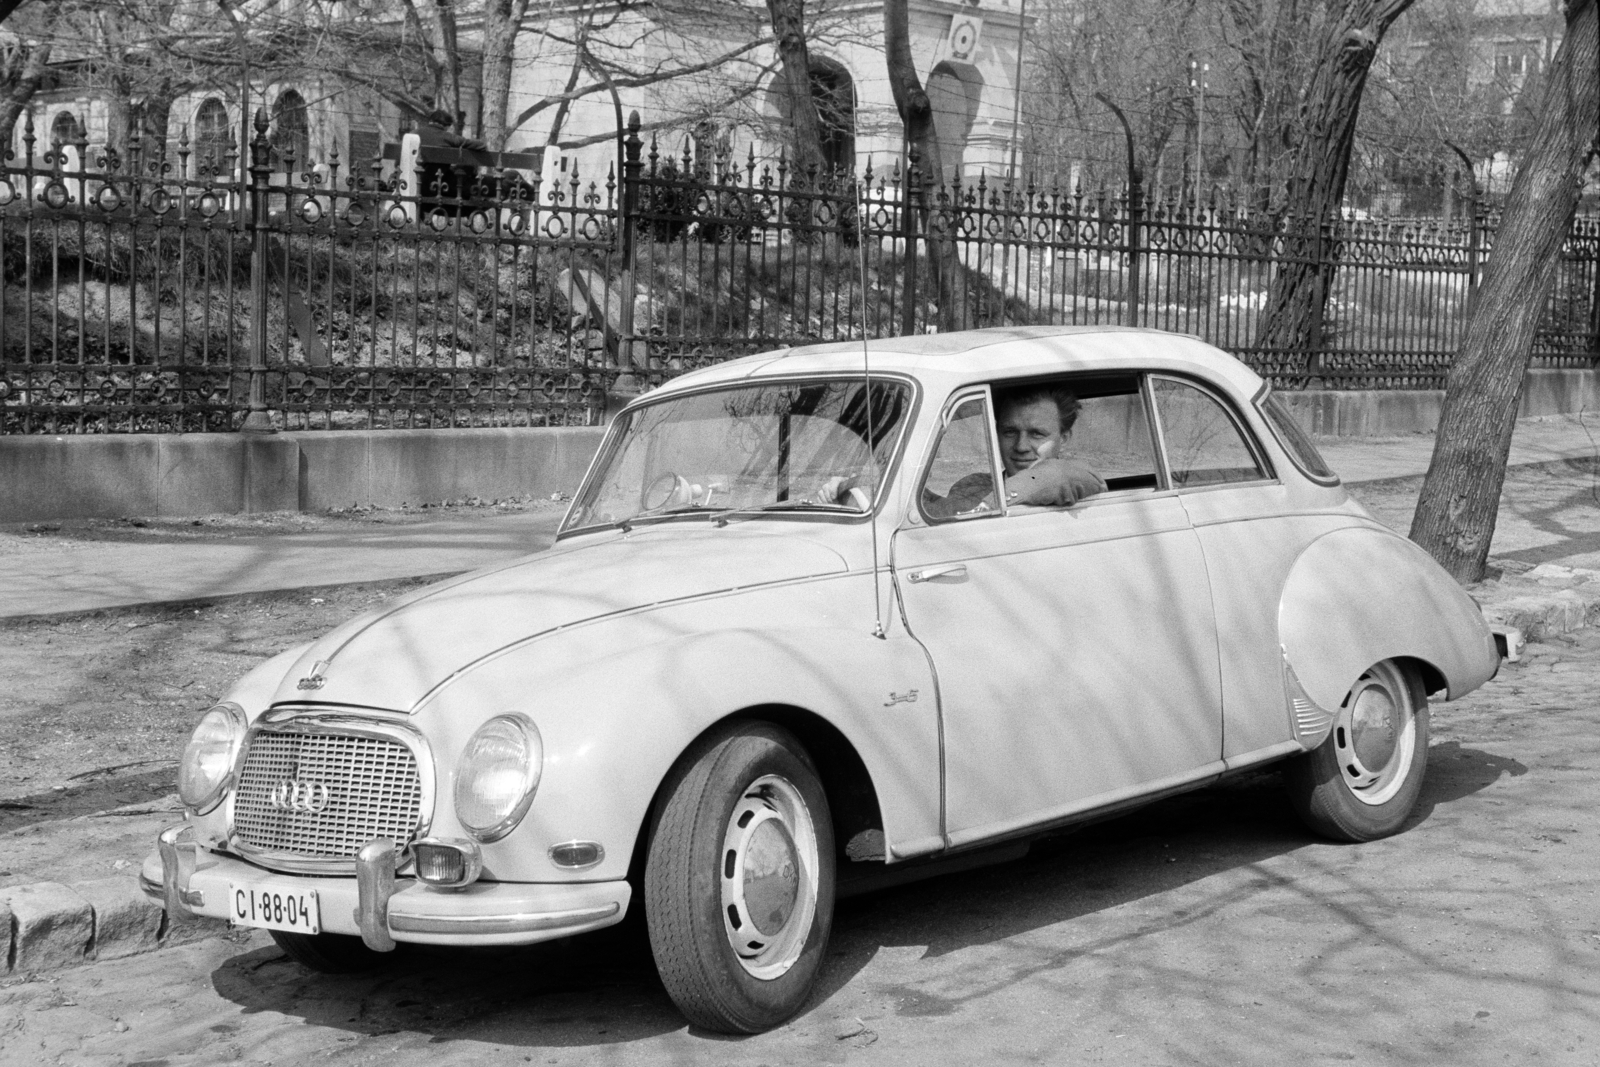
(453, 713, 543, 843)
(178, 701, 247, 815)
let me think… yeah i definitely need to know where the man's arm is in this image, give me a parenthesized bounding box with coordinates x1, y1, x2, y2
(1003, 459, 1106, 507)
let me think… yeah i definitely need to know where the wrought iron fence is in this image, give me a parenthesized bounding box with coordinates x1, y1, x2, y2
(3, 107, 1598, 434)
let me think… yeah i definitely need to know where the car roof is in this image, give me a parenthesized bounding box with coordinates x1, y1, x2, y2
(645, 326, 1266, 401)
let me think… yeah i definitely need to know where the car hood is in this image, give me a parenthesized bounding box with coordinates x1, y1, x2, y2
(270, 526, 851, 711)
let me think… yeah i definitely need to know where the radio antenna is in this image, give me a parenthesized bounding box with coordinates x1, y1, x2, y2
(856, 162, 886, 640)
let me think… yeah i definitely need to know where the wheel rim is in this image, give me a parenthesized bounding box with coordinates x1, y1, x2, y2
(1334, 661, 1417, 806)
(720, 773, 819, 980)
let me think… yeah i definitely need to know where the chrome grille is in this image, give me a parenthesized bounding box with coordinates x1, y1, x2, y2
(233, 727, 425, 863)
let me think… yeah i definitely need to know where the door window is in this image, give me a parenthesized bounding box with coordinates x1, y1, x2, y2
(920, 394, 1001, 521)
(1151, 377, 1269, 488)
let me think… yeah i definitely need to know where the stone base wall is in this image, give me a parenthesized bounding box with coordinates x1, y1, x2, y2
(2, 368, 1594, 524)
(1279, 368, 1597, 437)
(0, 426, 607, 524)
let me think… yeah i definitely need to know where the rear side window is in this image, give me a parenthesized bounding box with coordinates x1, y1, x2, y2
(1258, 391, 1338, 484)
(1150, 377, 1270, 488)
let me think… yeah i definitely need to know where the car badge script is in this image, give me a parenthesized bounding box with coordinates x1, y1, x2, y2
(269, 779, 332, 814)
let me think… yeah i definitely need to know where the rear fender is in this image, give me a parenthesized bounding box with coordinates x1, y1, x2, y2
(1279, 527, 1498, 747)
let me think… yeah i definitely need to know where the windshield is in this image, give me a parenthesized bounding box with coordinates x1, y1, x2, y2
(563, 377, 913, 533)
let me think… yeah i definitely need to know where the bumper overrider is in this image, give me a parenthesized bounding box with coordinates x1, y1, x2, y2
(142, 824, 630, 949)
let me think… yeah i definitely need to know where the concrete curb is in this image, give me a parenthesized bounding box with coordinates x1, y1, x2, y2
(0, 875, 228, 977)
(1475, 563, 1600, 643)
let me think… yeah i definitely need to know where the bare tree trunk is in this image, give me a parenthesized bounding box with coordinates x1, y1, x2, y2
(434, 0, 464, 129)
(140, 81, 180, 163)
(104, 76, 133, 160)
(479, 0, 530, 152)
(765, 0, 825, 175)
(1254, 0, 1415, 367)
(0, 34, 51, 149)
(1409, 0, 1599, 584)
(884, 0, 963, 331)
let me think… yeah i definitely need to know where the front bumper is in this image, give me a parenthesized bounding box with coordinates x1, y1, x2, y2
(141, 827, 629, 949)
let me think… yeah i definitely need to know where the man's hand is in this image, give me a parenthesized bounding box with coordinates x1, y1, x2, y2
(1003, 459, 1106, 507)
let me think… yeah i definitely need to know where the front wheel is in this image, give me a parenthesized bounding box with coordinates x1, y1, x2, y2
(1284, 659, 1430, 842)
(644, 723, 835, 1033)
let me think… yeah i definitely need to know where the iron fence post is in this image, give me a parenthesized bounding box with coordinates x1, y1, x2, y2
(240, 107, 274, 433)
(1126, 180, 1144, 329)
(1308, 209, 1332, 378)
(1466, 191, 1482, 311)
(901, 147, 920, 336)
(612, 111, 644, 399)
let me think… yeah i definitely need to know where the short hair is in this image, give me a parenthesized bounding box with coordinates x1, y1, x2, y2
(996, 385, 1082, 434)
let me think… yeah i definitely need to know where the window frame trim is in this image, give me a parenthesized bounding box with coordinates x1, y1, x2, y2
(915, 384, 1006, 525)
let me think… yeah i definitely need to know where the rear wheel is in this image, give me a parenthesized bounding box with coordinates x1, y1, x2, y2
(645, 723, 835, 1033)
(270, 930, 388, 974)
(1285, 659, 1430, 842)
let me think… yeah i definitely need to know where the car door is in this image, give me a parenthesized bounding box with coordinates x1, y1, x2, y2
(1147, 374, 1334, 761)
(893, 378, 1224, 849)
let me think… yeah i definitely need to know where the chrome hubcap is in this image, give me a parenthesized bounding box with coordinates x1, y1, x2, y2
(720, 774, 818, 980)
(1335, 662, 1416, 806)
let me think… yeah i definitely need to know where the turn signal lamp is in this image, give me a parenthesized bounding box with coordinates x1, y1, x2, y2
(412, 837, 483, 889)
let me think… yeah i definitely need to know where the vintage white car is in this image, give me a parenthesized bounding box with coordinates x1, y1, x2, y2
(146, 326, 1499, 1033)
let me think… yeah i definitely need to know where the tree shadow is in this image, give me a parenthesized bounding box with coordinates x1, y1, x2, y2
(207, 741, 1524, 1047)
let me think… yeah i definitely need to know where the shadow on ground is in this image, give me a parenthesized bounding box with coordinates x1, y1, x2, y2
(206, 741, 1522, 1048)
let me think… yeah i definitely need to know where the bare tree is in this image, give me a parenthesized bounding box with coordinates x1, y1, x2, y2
(479, 0, 532, 151)
(884, 0, 963, 330)
(1409, 0, 1599, 584)
(1217, 0, 1318, 200)
(764, 0, 825, 174)
(0, 1, 57, 149)
(1252, 0, 1418, 365)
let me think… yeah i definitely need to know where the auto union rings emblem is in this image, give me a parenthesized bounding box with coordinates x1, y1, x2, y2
(268, 779, 332, 814)
(296, 660, 332, 691)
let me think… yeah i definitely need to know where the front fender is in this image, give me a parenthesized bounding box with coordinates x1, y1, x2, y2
(1280, 526, 1498, 722)
(416, 577, 942, 884)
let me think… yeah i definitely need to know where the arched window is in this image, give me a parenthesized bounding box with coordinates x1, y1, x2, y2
(50, 111, 80, 146)
(927, 62, 980, 179)
(270, 89, 309, 166)
(193, 98, 232, 174)
(809, 60, 855, 174)
(764, 59, 856, 174)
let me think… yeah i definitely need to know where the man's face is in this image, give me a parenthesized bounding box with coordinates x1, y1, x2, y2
(998, 397, 1066, 476)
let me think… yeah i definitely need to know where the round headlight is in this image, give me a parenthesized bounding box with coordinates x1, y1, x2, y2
(454, 714, 542, 842)
(177, 702, 245, 814)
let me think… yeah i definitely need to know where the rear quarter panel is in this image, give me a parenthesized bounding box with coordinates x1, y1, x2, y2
(1279, 525, 1499, 714)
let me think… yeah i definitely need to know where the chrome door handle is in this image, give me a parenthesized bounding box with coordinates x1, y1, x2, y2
(906, 564, 967, 584)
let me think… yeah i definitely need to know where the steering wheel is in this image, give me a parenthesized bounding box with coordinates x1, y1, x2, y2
(641, 471, 688, 512)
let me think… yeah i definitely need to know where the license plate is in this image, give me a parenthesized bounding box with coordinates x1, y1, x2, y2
(229, 883, 320, 934)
